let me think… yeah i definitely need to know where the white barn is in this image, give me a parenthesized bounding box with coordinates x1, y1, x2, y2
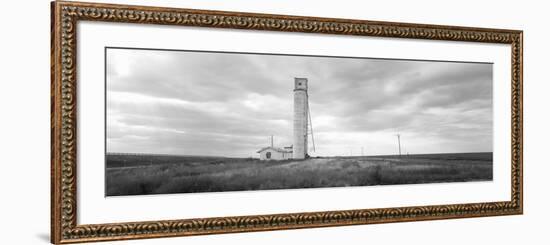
(257, 146, 293, 160)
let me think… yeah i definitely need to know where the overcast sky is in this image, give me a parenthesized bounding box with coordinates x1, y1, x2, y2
(106, 48, 493, 157)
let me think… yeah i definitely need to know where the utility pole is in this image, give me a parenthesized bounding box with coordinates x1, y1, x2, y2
(270, 135, 274, 147)
(397, 134, 402, 157)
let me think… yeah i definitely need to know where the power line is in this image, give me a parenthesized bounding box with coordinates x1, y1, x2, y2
(307, 93, 316, 152)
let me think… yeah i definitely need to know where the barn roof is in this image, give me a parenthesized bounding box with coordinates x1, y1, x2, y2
(256, 146, 293, 153)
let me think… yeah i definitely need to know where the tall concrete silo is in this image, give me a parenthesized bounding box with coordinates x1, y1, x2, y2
(293, 78, 308, 159)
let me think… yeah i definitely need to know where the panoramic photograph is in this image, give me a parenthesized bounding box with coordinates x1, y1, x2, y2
(105, 47, 493, 196)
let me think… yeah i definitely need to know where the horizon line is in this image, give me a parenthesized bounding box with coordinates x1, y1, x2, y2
(106, 151, 493, 158)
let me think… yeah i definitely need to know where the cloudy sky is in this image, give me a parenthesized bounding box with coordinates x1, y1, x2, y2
(106, 48, 493, 157)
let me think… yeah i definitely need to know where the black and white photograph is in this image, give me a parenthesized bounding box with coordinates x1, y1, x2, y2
(105, 47, 493, 196)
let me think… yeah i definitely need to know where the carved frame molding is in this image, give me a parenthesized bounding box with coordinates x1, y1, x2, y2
(51, 1, 523, 243)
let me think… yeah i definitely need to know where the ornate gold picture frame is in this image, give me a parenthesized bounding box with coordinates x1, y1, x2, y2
(51, 1, 523, 243)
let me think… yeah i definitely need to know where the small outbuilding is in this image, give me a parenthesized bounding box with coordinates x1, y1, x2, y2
(257, 146, 293, 160)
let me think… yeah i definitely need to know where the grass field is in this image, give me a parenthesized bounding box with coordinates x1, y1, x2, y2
(105, 152, 492, 196)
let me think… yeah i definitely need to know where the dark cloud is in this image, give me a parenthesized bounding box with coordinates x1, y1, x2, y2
(106, 48, 492, 156)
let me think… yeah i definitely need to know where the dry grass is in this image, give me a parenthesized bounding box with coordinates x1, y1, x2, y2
(105, 153, 492, 196)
